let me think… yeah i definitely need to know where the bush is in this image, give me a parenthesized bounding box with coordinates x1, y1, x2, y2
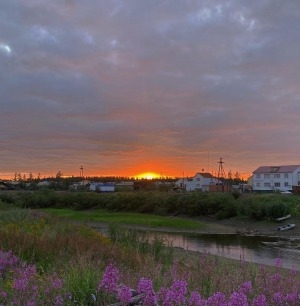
(216, 202, 238, 219)
(232, 191, 241, 199)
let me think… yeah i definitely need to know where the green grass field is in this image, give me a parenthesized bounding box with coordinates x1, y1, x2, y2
(41, 208, 205, 229)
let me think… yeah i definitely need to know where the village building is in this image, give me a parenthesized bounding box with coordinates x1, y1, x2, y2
(175, 172, 216, 191)
(252, 165, 300, 192)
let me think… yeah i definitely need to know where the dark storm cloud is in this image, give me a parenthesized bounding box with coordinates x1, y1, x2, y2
(1, 0, 300, 178)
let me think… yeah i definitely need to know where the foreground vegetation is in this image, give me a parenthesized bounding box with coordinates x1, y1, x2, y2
(1, 197, 300, 305)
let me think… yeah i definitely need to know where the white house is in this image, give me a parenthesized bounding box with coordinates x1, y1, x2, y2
(252, 165, 300, 192)
(175, 172, 216, 191)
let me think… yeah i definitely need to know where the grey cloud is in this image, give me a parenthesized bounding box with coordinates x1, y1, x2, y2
(1, 0, 300, 178)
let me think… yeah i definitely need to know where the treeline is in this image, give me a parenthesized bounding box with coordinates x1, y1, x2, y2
(1, 190, 299, 220)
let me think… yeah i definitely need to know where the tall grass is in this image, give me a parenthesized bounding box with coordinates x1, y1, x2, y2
(1, 203, 300, 305)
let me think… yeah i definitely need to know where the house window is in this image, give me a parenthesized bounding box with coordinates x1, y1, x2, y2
(274, 182, 280, 187)
(274, 174, 280, 178)
(264, 182, 270, 187)
(196, 178, 200, 181)
(284, 173, 289, 178)
(264, 174, 270, 179)
(284, 182, 289, 187)
(256, 182, 260, 187)
(256, 174, 261, 179)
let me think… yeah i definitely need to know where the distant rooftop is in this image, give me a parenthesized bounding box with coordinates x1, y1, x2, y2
(253, 165, 300, 173)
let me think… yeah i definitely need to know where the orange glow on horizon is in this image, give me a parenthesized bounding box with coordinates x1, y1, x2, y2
(135, 172, 162, 179)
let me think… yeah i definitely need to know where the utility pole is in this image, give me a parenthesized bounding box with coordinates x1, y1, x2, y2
(217, 157, 226, 192)
(80, 166, 84, 185)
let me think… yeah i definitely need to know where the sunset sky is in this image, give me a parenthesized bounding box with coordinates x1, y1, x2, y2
(1, 1, 300, 180)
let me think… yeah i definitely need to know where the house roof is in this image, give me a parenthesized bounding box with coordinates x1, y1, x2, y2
(195, 172, 214, 178)
(253, 165, 300, 174)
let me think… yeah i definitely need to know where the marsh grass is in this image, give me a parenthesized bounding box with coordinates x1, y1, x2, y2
(42, 207, 205, 229)
(107, 223, 174, 265)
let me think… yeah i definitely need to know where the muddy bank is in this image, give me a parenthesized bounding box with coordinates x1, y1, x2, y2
(80, 215, 300, 240)
(191, 216, 300, 239)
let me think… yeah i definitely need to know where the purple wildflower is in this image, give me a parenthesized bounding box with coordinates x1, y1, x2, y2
(272, 291, 285, 304)
(138, 277, 157, 306)
(27, 300, 36, 306)
(0, 250, 19, 276)
(189, 291, 205, 306)
(251, 294, 267, 306)
(51, 274, 63, 289)
(207, 292, 227, 306)
(163, 279, 187, 306)
(13, 277, 28, 291)
(0, 291, 7, 299)
(98, 263, 120, 294)
(117, 284, 132, 304)
(239, 281, 252, 295)
(285, 292, 298, 305)
(228, 291, 248, 306)
(54, 295, 64, 306)
(274, 258, 282, 268)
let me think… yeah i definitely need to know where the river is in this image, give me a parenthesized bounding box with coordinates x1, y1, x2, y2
(92, 225, 300, 271)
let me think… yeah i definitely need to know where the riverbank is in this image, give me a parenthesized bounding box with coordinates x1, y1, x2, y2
(80, 215, 300, 240)
(79, 217, 300, 239)
(199, 215, 300, 239)
(82, 215, 300, 273)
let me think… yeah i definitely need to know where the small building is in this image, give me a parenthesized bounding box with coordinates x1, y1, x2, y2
(175, 172, 216, 191)
(252, 165, 300, 192)
(90, 182, 115, 193)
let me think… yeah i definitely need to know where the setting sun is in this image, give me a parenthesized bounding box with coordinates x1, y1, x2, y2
(135, 172, 161, 179)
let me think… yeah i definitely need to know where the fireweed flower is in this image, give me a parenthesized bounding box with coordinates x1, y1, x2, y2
(228, 291, 248, 306)
(206, 292, 227, 306)
(163, 279, 187, 306)
(285, 292, 298, 305)
(13, 264, 37, 291)
(239, 281, 252, 295)
(251, 294, 267, 306)
(274, 258, 282, 268)
(98, 263, 120, 294)
(272, 291, 285, 304)
(51, 274, 63, 289)
(13, 277, 28, 291)
(0, 250, 19, 276)
(138, 277, 157, 306)
(54, 295, 64, 306)
(117, 284, 132, 304)
(188, 291, 206, 306)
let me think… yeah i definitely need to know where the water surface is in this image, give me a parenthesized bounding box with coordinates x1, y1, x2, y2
(93, 225, 300, 271)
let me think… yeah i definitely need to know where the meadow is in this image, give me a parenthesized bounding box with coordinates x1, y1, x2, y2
(40, 207, 206, 230)
(1, 193, 300, 305)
